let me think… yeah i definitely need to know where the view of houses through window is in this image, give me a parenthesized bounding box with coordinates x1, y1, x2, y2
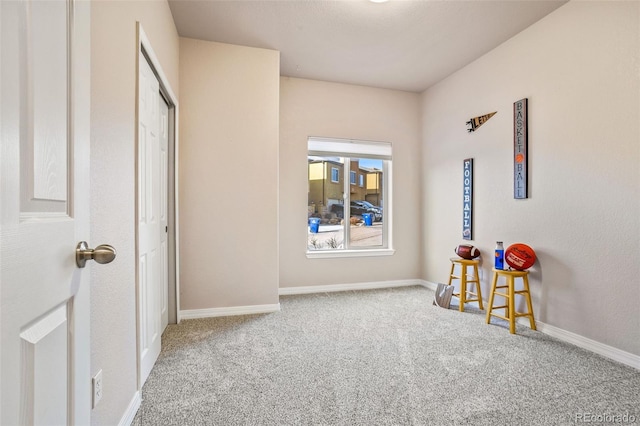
(308, 155, 386, 251)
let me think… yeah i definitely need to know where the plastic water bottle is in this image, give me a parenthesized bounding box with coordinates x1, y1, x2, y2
(495, 241, 504, 270)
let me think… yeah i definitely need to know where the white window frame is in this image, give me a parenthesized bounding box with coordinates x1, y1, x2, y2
(307, 137, 394, 258)
(359, 174, 364, 187)
(331, 167, 339, 183)
(350, 170, 356, 185)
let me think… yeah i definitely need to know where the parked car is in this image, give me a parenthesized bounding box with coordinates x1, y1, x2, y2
(359, 201, 382, 213)
(330, 201, 382, 221)
(353, 201, 383, 221)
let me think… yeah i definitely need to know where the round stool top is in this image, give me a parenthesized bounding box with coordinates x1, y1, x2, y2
(492, 268, 529, 276)
(450, 257, 480, 265)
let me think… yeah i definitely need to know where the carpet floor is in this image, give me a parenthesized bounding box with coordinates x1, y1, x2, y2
(133, 286, 639, 425)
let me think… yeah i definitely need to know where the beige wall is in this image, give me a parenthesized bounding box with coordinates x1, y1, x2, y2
(280, 77, 422, 287)
(420, 1, 639, 356)
(87, 4, 638, 424)
(178, 38, 280, 310)
(90, 1, 179, 424)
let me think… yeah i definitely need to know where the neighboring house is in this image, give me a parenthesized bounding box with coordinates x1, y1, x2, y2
(308, 159, 382, 213)
(362, 167, 383, 207)
(349, 163, 370, 204)
(308, 159, 344, 211)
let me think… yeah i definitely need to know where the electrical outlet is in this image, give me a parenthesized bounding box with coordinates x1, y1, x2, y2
(92, 370, 103, 408)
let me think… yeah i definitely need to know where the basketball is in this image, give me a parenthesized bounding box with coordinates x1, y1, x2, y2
(454, 244, 480, 260)
(505, 243, 536, 270)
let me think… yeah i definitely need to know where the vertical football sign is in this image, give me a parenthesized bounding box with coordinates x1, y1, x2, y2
(514, 98, 528, 199)
(463, 158, 473, 240)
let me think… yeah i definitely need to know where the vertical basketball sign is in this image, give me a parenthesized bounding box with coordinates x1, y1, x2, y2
(514, 98, 528, 199)
(462, 158, 473, 240)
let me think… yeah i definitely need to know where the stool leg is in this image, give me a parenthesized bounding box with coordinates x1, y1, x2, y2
(473, 264, 483, 310)
(459, 264, 467, 312)
(508, 276, 516, 334)
(522, 274, 537, 330)
(486, 272, 498, 324)
(447, 262, 455, 286)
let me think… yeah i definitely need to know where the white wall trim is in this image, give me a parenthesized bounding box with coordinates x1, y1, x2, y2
(518, 318, 640, 370)
(306, 248, 396, 259)
(422, 279, 638, 370)
(118, 391, 141, 426)
(136, 24, 181, 325)
(279, 279, 425, 295)
(417, 279, 438, 291)
(180, 303, 281, 320)
(135, 21, 181, 394)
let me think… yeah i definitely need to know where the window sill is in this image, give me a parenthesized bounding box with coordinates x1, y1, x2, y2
(306, 248, 395, 259)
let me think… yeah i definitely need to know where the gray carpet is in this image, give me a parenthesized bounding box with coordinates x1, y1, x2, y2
(133, 286, 639, 425)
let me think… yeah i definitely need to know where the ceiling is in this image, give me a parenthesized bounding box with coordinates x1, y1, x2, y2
(168, 0, 567, 93)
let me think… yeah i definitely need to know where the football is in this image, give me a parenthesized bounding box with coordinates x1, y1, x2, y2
(505, 243, 536, 270)
(454, 244, 480, 260)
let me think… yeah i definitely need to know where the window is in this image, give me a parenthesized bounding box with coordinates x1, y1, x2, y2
(331, 167, 339, 183)
(307, 137, 392, 257)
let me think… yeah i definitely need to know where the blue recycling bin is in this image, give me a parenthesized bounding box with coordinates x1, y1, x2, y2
(362, 213, 373, 226)
(309, 217, 320, 233)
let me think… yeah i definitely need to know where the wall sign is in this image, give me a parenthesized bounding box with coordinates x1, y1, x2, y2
(462, 158, 473, 240)
(514, 98, 528, 199)
(466, 111, 496, 132)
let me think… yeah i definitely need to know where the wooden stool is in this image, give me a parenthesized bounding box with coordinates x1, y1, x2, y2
(447, 258, 483, 312)
(486, 268, 536, 334)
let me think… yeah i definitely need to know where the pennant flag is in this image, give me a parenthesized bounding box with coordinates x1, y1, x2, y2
(466, 111, 497, 132)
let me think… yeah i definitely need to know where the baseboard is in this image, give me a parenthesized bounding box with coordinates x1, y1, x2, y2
(418, 279, 438, 291)
(518, 318, 640, 370)
(118, 390, 141, 426)
(179, 303, 281, 320)
(180, 282, 638, 370)
(279, 279, 425, 295)
(419, 281, 640, 370)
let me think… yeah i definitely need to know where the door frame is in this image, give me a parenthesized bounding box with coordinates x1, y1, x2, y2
(135, 23, 180, 391)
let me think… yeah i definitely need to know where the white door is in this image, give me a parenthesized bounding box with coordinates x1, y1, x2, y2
(1, 1, 93, 424)
(138, 55, 168, 385)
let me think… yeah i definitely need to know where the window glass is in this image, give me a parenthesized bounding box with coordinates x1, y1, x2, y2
(307, 137, 391, 254)
(349, 158, 383, 248)
(331, 167, 339, 183)
(308, 157, 344, 249)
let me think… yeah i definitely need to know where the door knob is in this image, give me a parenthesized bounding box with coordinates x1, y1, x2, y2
(76, 241, 117, 268)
